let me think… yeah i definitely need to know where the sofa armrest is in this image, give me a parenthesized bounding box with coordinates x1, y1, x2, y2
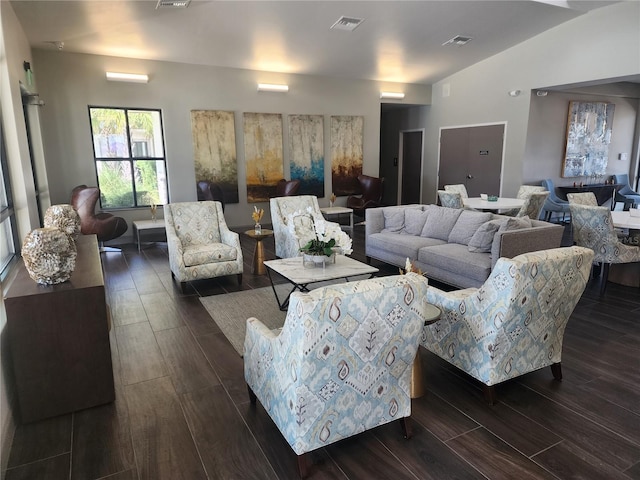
(365, 207, 385, 237)
(491, 224, 564, 268)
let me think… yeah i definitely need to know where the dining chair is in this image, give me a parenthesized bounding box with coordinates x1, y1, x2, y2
(567, 192, 598, 206)
(516, 191, 549, 219)
(540, 179, 570, 222)
(613, 174, 640, 211)
(569, 203, 640, 294)
(444, 184, 469, 199)
(503, 185, 547, 216)
(437, 190, 463, 209)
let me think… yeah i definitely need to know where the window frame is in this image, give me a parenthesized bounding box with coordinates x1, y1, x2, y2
(0, 122, 20, 280)
(88, 105, 169, 210)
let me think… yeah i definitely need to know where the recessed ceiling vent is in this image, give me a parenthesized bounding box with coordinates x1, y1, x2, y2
(442, 35, 473, 47)
(330, 16, 364, 32)
(156, 0, 191, 9)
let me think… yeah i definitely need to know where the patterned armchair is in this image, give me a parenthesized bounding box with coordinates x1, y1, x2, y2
(244, 273, 429, 477)
(421, 246, 594, 404)
(437, 190, 463, 209)
(444, 183, 469, 199)
(503, 185, 547, 216)
(270, 195, 340, 259)
(165, 201, 242, 292)
(569, 204, 640, 294)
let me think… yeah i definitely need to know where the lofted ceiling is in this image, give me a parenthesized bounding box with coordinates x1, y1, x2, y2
(10, 0, 619, 86)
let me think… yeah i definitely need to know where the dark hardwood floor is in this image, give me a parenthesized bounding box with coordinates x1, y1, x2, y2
(4, 224, 640, 480)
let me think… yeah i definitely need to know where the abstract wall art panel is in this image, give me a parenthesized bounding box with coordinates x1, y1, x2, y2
(190, 110, 239, 203)
(331, 115, 363, 196)
(562, 101, 615, 178)
(288, 114, 324, 197)
(243, 112, 284, 202)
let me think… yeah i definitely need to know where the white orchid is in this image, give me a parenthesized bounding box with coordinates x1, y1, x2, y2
(288, 208, 353, 256)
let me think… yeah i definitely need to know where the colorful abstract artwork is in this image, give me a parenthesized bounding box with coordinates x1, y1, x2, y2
(288, 114, 324, 197)
(562, 101, 615, 178)
(243, 113, 284, 202)
(331, 116, 363, 196)
(190, 110, 239, 203)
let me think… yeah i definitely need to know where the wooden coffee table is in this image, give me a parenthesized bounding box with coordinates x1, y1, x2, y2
(263, 255, 379, 310)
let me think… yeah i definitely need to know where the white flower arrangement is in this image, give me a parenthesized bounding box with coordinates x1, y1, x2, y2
(288, 207, 353, 256)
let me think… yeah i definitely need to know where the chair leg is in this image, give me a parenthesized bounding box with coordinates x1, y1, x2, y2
(179, 281, 186, 294)
(237, 273, 243, 285)
(366, 256, 371, 264)
(400, 417, 413, 439)
(483, 385, 497, 405)
(297, 453, 310, 479)
(247, 385, 257, 405)
(551, 362, 562, 381)
(600, 263, 611, 296)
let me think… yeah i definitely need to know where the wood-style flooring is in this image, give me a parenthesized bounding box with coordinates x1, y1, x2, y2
(4, 224, 640, 480)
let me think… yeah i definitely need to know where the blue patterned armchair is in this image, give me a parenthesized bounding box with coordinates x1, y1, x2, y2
(421, 246, 594, 404)
(165, 201, 243, 292)
(570, 203, 640, 294)
(437, 190, 463, 209)
(270, 195, 340, 259)
(244, 273, 429, 477)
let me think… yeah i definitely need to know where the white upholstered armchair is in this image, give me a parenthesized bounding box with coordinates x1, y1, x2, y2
(270, 195, 341, 259)
(165, 201, 243, 292)
(421, 246, 594, 404)
(244, 273, 430, 477)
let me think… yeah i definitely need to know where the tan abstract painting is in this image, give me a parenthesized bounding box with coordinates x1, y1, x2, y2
(243, 112, 284, 202)
(190, 110, 239, 203)
(331, 115, 363, 196)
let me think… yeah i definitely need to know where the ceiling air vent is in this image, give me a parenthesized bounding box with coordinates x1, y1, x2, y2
(442, 35, 473, 47)
(330, 16, 364, 32)
(156, 0, 191, 9)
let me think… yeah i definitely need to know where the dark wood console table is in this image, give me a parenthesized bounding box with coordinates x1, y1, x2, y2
(4, 235, 115, 423)
(557, 183, 623, 209)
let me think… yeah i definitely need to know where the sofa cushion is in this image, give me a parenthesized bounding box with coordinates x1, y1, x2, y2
(418, 243, 491, 284)
(403, 209, 430, 235)
(448, 210, 493, 245)
(382, 208, 405, 233)
(183, 243, 237, 267)
(421, 207, 463, 240)
(368, 232, 445, 260)
(468, 219, 505, 253)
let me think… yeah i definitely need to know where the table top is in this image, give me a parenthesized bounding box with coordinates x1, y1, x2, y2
(611, 211, 640, 229)
(133, 219, 165, 229)
(423, 303, 441, 324)
(320, 206, 354, 214)
(243, 229, 274, 240)
(264, 255, 378, 285)
(463, 197, 525, 211)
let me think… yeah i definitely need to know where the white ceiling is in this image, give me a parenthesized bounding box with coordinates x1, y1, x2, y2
(11, 0, 618, 86)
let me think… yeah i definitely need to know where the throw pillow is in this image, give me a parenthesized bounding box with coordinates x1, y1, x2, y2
(468, 219, 504, 253)
(381, 208, 405, 233)
(420, 207, 463, 241)
(448, 211, 493, 245)
(403, 209, 430, 235)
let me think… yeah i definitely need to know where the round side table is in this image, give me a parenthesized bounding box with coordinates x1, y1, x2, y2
(411, 303, 441, 399)
(243, 229, 274, 275)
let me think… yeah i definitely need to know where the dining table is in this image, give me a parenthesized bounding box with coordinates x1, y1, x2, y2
(611, 210, 640, 231)
(463, 197, 525, 212)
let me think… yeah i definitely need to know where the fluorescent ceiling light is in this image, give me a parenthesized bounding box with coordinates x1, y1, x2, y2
(380, 91, 405, 99)
(106, 72, 149, 83)
(257, 83, 289, 93)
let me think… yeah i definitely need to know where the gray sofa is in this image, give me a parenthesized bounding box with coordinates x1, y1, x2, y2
(365, 204, 564, 288)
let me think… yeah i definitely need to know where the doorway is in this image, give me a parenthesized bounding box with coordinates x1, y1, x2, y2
(438, 123, 505, 197)
(398, 129, 424, 204)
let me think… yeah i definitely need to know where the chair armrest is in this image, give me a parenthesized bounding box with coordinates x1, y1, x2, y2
(165, 226, 185, 273)
(220, 226, 241, 248)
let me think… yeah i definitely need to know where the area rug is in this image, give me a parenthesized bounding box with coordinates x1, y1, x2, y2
(199, 285, 289, 356)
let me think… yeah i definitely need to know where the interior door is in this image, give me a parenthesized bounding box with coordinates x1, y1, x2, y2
(400, 130, 423, 204)
(439, 124, 504, 197)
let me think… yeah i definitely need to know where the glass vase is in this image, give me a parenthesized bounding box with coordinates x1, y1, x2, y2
(254, 223, 262, 234)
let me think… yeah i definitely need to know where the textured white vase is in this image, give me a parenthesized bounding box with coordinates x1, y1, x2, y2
(44, 204, 81, 239)
(22, 227, 77, 285)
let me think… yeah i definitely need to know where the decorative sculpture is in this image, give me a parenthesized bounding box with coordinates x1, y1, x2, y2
(22, 227, 77, 285)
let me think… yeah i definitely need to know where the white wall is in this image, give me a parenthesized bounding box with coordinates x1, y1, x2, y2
(31, 49, 431, 231)
(423, 1, 640, 199)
